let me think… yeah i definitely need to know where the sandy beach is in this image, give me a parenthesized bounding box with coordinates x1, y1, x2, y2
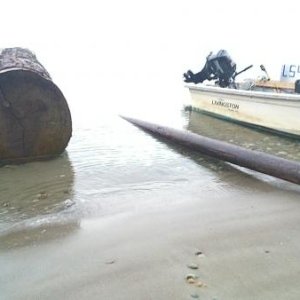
(1, 174, 300, 300)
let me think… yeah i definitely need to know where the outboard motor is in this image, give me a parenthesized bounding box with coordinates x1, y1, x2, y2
(184, 50, 237, 87)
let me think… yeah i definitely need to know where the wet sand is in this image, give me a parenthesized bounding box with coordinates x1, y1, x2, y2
(1, 177, 300, 300)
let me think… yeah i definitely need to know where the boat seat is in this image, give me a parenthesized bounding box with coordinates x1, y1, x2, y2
(254, 80, 294, 91)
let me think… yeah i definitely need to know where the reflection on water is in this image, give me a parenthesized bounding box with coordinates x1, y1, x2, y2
(0, 153, 75, 234)
(185, 111, 300, 162)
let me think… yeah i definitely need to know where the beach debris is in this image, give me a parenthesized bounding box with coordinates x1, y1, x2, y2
(195, 250, 205, 257)
(190, 293, 199, 298)
(64, 199, 74, 208)
(186, 273, 198, 284)
(187, 278, 196, 284)
(105, 260, 116, 265)
(37, 191, 48, 200)
(195, 280, 207, 287)
(187, 263, 199, 270)
(265, 250, 270, 254)
(186, 274, 207, 288)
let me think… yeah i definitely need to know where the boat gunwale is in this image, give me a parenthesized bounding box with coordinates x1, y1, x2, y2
(185, 83, 300, 102)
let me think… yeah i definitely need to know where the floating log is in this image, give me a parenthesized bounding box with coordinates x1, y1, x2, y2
(0, 48, 72, 164)
(121, 116, 300, 185)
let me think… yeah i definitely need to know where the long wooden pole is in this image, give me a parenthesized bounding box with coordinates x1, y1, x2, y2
(121, 116, 300, 185)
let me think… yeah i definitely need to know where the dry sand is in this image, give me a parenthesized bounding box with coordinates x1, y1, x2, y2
(1, 177, 300, 300)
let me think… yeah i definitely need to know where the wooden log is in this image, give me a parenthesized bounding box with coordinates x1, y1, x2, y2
(121, 116, 300, 185)
(0, 48, 72, 164)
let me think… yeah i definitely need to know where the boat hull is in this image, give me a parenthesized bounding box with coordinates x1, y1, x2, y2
(186, 84, 300, 138)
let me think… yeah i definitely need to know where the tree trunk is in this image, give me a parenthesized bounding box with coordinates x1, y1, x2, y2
(121, 116, 300, 185)
(0, 48, 72, 164)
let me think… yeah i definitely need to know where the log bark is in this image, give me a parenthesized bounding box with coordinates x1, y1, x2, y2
(0, 48, 72, 164)
(121, 116, 300, 185)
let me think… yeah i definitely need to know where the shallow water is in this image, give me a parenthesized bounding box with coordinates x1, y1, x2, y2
(1, 105, 300, 244)
(1, 78, 300, 299)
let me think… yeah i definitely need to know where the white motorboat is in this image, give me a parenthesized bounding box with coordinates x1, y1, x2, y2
(184, 50, 300, 138)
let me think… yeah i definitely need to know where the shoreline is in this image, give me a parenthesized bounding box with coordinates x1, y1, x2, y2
(1, 181, 300, 300)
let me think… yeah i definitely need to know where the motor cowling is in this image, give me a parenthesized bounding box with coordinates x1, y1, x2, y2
(183, 49, 237, 87)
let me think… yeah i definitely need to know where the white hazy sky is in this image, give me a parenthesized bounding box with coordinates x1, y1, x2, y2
(1, 0, 300, 118)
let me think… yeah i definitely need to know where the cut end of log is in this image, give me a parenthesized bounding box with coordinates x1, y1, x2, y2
(0, 48, 72, 164)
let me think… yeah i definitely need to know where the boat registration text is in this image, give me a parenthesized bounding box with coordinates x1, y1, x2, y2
(211, 99, 239, 111)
